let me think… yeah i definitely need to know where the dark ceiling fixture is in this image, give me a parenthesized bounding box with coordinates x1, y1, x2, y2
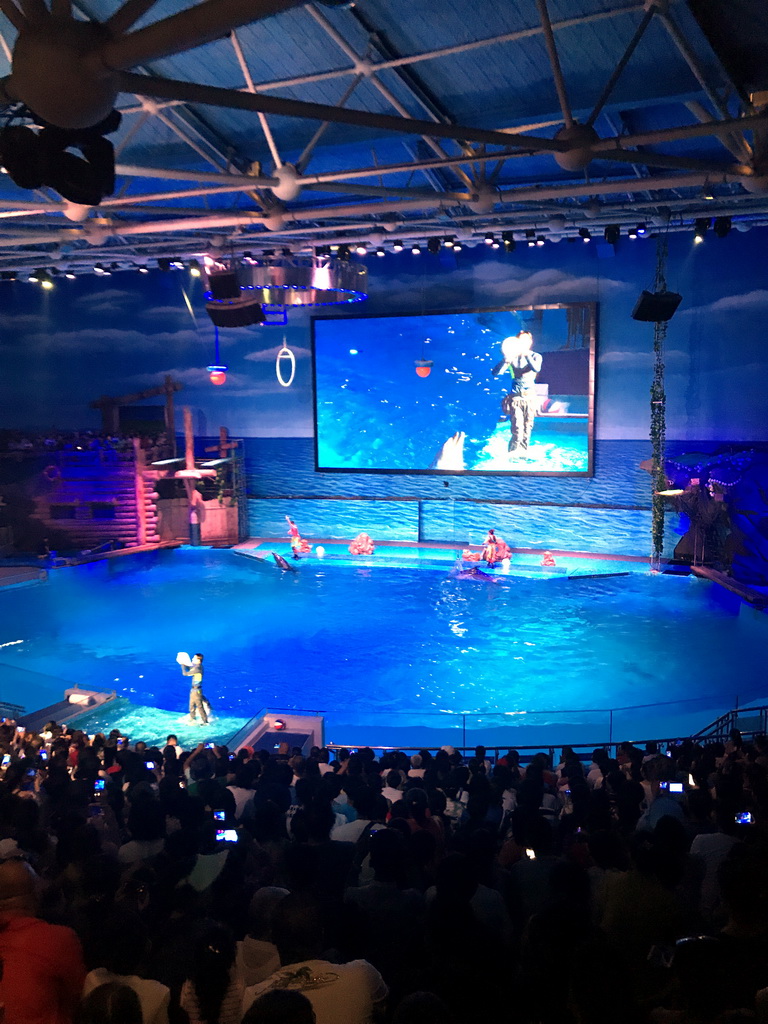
(604, 224, 620, 244)
(713, 216, 732, 238)
(0, 108, 121, 206)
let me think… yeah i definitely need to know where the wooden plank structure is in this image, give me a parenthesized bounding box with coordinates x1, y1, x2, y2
(90, 375, 182, 455)
(0, 390, 245, 552)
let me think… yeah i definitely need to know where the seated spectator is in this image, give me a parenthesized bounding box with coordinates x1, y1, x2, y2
(76, 982, 144, 1024)
(0, 858, 86, 1024)
(242, 894, 387, 1024)
(118, 798, 166, 865)
(180, 923, 243, 1024)
(237, 887, 290, 987)
(242, 990, 316, 1024)
(83, 910, 170, 1024)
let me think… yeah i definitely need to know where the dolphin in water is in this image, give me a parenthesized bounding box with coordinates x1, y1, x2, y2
(272, 551, 297, 572)
(450, 560, 499, 584)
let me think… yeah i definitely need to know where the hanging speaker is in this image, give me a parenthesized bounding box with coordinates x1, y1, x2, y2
(631, 290, 683, 322)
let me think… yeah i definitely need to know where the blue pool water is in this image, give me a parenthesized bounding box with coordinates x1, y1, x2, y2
(1, 547, 766, 746)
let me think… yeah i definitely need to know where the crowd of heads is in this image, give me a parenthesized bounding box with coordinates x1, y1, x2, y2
(1, 719, 768, 1024)
(0, 428, 171, 458)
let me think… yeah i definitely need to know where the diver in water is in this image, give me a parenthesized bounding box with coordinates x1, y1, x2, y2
(492, 331, 543, 458)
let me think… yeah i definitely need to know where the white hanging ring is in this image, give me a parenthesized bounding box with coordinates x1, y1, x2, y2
(276, 345, 296, 388)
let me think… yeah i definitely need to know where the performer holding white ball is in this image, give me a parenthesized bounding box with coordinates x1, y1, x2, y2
(176, 652, 211, 725)
(492, 330, 543, 457)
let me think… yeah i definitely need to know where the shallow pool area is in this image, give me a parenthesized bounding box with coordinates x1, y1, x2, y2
(0, 546, 765, 747)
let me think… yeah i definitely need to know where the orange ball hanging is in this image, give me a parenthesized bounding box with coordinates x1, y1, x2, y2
(415, 359, 433, 378)
(209, 370, 227, 385)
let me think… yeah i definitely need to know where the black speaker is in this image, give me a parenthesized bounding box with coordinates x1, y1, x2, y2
(631, 289, 683, 322)
(208, 271, 240, 301)
(205, 297, 265, 328)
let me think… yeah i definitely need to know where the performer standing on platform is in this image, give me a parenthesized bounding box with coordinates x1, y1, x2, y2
(182, 653, 209, 725)
(285, 516, 311, 559)
(492, 331, 543, 457)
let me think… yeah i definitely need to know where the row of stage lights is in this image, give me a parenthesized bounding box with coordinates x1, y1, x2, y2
(0, 216, 739, 286)
(314, 218, 733, 256)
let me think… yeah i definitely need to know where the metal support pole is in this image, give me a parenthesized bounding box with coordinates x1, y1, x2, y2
(98, 0, 308, 71)
(658, 10, 752, 163)
(230, 29, 283, 169)
(536, 0, 573, 128)
(586, 6, 656, 127)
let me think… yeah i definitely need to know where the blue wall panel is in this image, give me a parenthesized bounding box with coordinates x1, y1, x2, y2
(248, 497, 419, 542)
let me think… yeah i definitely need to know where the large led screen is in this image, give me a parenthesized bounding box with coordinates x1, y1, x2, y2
(312, 303, 595, 475)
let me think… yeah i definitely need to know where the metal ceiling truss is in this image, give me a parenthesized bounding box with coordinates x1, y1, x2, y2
(0, 0, 766, 270)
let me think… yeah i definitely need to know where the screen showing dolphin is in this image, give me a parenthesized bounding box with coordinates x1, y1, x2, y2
(312, 303, 595, 475)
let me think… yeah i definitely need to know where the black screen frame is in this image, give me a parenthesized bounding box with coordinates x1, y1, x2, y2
(311, 301, 596, 477)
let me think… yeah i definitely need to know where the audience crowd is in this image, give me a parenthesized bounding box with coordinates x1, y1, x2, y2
(1, 719, 767, 1024)
(0, 430, 171, 460)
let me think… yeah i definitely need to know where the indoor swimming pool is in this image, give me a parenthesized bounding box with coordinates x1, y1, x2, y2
(1, 545, 766, 747)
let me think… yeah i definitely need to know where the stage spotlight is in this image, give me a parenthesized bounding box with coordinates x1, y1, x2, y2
(536, 236, 545, 246)
(355, 243, 367, 256)
(604, 224, 620, 244)
(636, 223, 647, 235)
(579, 227, 592, 243)
(411, 244, 421, 255)
(701, 183, 715, 201)
(484, 232, 495, 245)
(491, 239, 500, 249)
(392, 240, 404, 252)
(375, 247, 386, 257)
(442, 236, 455, 248)
(713, 216, 732, 238)
(329, 243, 340, 252)
(0, 271, 18, 281)
(337, 244, 351, 261)
(189, 259, 201, 277)
(693, 217, 710, 243)
(525, 229, 536, 248)
(628, 227, 638, 240)
(427, 237, 441, 254)
(39, 270, 54, 289)
(28, 269, 40, 282)
(64, 271, 76, 279)
(93, 263, 108, 275)
(137, 264, 149, 273)
(452, 241, 462, 251)
(502, 231, 515, 252)
(157, 258, 171, 272)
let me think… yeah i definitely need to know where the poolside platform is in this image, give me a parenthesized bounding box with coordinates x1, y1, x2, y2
(234, 537, 653, 579)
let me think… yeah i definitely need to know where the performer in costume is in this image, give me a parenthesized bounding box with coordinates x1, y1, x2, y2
(285, 516, 311, 559)
(492, 331, 543, 457)
(181, 653, 209, 725)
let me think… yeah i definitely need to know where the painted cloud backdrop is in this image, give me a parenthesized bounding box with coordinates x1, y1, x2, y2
(1, 229, 767, 441)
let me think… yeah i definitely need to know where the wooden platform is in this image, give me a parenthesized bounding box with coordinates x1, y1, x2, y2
(691, 566, 768, 608)
(0, 566, 47, 589)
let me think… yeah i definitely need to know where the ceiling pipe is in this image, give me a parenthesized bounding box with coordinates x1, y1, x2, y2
(106, 0, 161, 37)
(498, 171, 734, 204)
(535, 0, 573, 128)
(115, 164, 279, 186)
(95, 0, 309, 71)
(585, 5, 656, 127)
(657, 9, 752, 164)
(117, 71, 569, 153)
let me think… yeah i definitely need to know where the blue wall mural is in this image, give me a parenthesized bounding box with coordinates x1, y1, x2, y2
(2, 229, 767, 555)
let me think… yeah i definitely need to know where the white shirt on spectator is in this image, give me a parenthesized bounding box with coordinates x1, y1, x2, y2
(243, 958, 387, 1024)
(84, 968, 170, 1024)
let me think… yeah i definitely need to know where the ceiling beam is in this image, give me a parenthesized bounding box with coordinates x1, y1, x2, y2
(116, 71, 570, 152)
